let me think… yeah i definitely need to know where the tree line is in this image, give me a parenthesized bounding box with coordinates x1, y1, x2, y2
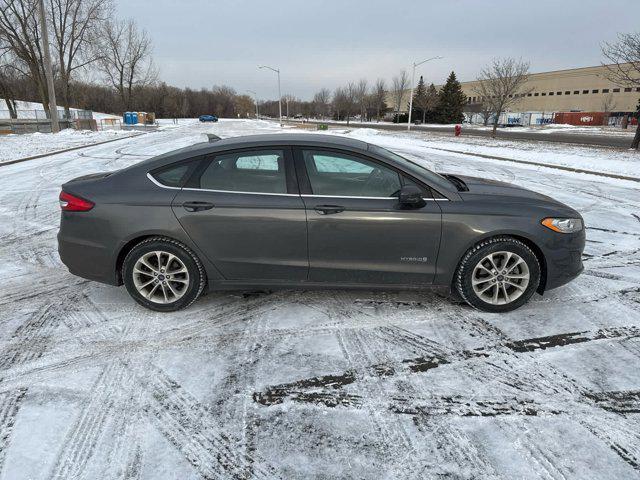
(1, 2, 638, 148)
(0, 0, 256, 119)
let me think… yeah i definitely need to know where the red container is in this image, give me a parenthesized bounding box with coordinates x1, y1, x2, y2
(553, 112, 609, 126)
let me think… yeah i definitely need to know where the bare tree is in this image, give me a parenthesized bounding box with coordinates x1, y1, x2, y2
(344, 82, 357, 125)
(602, 32, 640, 148)
(0, 42, 19, 118)
(97, 18, 157, 111)
(312, 87, 330, 119)
(391, 70, 409, 120)
(332, 83, 357, 124)
(48, 0, 111, 116)
(474, 57, 532, 137)
(332, 86, 346, 121)
(371, 78, 386, 121)
(355, 78, 367, 121)
(0, 0, 51, 114)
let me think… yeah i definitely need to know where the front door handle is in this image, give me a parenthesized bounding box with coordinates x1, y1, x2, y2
(183, 201, 215, 212)
(314, 205, 345, 215)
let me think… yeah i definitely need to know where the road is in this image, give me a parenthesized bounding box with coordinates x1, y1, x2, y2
(1, 119, 639, 479)
(289, 119, 637, 148)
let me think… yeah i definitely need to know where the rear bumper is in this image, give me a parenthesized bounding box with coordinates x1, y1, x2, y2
(542, 229, 586, 291)
(58, 229, 118, 286)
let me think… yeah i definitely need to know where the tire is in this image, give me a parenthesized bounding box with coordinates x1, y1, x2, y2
(455, 237, 540, 313)
(122, 237, 206, 312)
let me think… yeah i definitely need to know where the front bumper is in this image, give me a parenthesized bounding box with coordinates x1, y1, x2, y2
(541, 228, 586, 291)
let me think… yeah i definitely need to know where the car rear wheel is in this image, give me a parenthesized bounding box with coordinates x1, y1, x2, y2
(123, 237, 206, 312)
(455, 237, 540, 313)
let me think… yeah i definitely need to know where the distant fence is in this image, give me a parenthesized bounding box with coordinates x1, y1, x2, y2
(0, 109, 92, 121)
(464, 110, 636, 127)
(0, 109, 97, 134)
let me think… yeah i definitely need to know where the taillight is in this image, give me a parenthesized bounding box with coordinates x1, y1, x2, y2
(59, 191, 94, 211)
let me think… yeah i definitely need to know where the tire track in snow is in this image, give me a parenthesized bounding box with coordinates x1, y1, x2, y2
(47, 362, 128, 480)
(139, 364, 279, 480)
(0, 388, 27, 470)
(254, 325, 640, 408)
(334, 327, 423, 478)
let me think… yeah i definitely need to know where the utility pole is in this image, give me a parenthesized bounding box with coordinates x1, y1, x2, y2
(407, 56, 442, 131)
(258, 65, 282, 126)
(38, 0, 60, 133)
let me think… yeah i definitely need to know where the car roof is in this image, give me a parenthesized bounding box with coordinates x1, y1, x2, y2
(136, 133, 370, 169)
(196, 133, 367, 152)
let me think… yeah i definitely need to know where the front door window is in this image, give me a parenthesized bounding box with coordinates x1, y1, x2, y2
(302, 150, 401, 197)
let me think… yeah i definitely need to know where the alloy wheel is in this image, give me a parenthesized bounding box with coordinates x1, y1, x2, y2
(132, 250, 190, 304)
(471, 250, 530, 305)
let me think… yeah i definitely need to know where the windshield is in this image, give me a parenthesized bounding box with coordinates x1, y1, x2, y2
(368, 144, 453, 193)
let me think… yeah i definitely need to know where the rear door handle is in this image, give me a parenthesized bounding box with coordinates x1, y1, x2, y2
(183, 201, 215, 212)
(314, 205, 345, 215)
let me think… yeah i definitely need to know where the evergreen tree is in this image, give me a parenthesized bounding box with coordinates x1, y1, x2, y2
(436, 71, 467, 124)
(423, 83, 440, 123)
(410, 76, 427, 122)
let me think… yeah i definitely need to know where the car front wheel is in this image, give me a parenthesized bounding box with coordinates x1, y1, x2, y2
(455, 237, 541, 313)
(123, 237, 206, 312)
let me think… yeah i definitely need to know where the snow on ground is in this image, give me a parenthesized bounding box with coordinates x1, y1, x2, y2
(319, 119, 637, 136)
(333, 127, 640, 178)
(1, 119, 640, 479)
(0, 128, 137, 164)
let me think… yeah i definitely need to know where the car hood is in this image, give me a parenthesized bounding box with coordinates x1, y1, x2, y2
(453, 174, 576, 211)
(455, 174, 550, 198)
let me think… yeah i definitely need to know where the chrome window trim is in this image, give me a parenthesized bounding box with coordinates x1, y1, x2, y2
(147, 173, 449, 200)
(301, 194, 446, 201)
(147, 173, 298, 196)
(147, 172, 180, 190)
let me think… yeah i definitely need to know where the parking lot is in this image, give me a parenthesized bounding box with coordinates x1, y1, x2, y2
(1, 120, 639, 479)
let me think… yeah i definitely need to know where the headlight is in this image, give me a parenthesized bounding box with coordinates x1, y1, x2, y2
(541, 217, 583, 233)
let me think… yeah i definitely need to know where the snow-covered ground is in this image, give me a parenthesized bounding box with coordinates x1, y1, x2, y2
(1, 119, 639, 479)
(332, 127, 640, 178)
(0, 128, 139, 164)
(311, 119, 637, 136)
(0, 118, 205, 164)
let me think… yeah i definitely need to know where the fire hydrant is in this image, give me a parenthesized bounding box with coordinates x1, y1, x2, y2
(454, 124, 462, 136)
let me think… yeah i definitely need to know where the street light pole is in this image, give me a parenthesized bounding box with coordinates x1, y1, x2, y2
(258, 65, 282, 126)
(407, 56, 443, 131)
(38, 0, 60, 133)
(247, 90, 258, 119)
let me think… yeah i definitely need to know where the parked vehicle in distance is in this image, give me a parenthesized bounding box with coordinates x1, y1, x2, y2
(58, 134, 585, 313)
(199, 115, 218, 122)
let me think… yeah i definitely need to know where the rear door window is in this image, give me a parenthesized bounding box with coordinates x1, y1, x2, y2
(198, 149, 287, 194)
(150, 160, 199, 187)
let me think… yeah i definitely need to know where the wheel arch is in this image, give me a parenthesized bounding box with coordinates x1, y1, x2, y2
(453, 231, 547, 294)
(115, 234, 158, 285)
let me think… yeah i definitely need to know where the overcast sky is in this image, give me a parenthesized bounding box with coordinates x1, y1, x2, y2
(114, 0, 639, 100)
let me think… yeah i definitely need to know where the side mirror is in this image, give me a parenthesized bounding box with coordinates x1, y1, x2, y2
(398, 185, 426, 208)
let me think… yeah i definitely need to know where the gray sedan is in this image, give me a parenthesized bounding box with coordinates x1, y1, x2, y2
(58, 134, 585, 312)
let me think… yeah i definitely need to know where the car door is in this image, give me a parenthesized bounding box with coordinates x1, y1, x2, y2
(170, 147, 308, 281)
(294, 147, 442, 285)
